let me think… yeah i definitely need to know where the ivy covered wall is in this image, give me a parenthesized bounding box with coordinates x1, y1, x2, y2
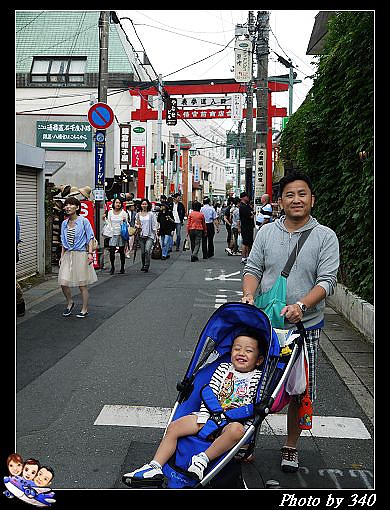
(280, 11, 373, 304)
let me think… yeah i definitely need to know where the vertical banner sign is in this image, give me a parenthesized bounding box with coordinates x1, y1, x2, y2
(167, 160, 173, 180)
(120, 125, 131, 165)
(193, 163, 200, 183)
(166, 97, 178, 126)
(254, 148, 267, 204)
(80, 201, 99, 269)
(231, 93, 243, 120)
(94, 130, 106, 190)
(131, 122, 147, 168)
(234, 39, 252, 83)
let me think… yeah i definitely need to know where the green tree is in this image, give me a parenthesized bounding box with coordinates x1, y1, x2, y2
(280, 11, 373, 303)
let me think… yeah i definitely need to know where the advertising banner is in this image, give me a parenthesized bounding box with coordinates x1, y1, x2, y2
(234, 39, 253, 83)
(131, 123, 147, 168)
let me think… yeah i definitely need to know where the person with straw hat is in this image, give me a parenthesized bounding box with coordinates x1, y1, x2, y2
(58, 196, 97, 318)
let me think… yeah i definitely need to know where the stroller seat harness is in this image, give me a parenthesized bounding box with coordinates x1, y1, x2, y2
(197, 384, 255, 440)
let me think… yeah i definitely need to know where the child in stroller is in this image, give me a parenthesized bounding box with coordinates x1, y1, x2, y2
(123, 328, 266, 485)
(122, 302, 305, 489)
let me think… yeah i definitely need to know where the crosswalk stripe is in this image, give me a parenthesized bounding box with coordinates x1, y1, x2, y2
(94, 405, 371, 439)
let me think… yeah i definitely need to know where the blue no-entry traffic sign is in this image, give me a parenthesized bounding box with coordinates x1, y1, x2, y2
(88, 102, 114, 130)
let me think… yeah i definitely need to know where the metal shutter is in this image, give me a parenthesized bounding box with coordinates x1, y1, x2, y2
(16, 167, 38, 279)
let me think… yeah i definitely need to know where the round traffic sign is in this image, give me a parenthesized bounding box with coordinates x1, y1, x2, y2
(88, 102, 114, 130)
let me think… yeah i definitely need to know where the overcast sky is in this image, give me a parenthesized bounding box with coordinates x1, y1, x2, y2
(117, 10, 320, 130)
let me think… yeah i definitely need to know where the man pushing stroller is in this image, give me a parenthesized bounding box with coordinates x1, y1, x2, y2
(123, 329, 266, 485)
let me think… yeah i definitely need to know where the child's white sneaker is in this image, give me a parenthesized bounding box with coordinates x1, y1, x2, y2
(123, 462, 163, 480)
(187, 453, 209, 480)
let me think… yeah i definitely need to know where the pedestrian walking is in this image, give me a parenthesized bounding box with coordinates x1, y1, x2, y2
(58, 196, 97, 318)
(186, 200, 207, 262)
(105, 197, 129, 274)
(135, 198, 157, 273)
(157, 202, 175, 260)
(16, 214, 26, 317)
(200, 197, 220, 259)
(172, 193, 186, 251)
(125, 201, 137, 258)
(230, 197, 241, 255)
(223, 198, 233, 255)
(255, 193, 273, 232)
(238, 192, 254, 264)
(241, 170, 339, 473)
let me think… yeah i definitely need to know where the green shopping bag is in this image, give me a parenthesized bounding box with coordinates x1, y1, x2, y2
(254, 274, 287, 329)
(254, 228, 314, 329)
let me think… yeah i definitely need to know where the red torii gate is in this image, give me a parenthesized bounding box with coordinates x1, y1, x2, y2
(128, 79, 288, 197)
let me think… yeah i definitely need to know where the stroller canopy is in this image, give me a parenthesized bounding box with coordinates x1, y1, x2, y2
(185, 302, 279, 381)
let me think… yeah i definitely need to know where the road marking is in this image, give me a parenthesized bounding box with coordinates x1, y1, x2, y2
(205, 270, 241, 281)
(94, 405, 371, 439)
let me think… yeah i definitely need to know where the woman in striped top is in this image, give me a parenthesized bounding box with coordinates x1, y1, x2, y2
(58, 197, 97, 318)
(123, 330, 265, 483)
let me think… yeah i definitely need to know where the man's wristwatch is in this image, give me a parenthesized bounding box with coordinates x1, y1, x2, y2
(296, 301, 307, 314)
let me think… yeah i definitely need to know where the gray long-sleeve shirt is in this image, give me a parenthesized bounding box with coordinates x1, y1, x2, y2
(243, 216, 339, 329)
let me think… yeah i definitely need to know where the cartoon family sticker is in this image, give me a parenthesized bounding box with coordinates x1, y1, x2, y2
(3, 453, 56, 507)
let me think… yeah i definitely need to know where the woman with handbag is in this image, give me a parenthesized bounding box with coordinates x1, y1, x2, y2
(105, 197, 129, 274)
(125, 201, 138, 258)
(135, 198, 157, 273)
(58, 196, 97, 318)
(157, 202, 175, 260)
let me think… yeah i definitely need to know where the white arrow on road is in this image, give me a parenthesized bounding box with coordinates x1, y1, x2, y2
(205, 270, 241, 281)
(41, 141, 87, 149)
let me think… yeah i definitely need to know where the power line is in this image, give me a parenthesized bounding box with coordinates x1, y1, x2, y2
(16, 11, 45, 33)
(16, 88, 128, 114)
(162, 37, 235, 79)
(133, 10, 234, 34)
(132, 22, 231, 47)
(16, 23, 97, 65)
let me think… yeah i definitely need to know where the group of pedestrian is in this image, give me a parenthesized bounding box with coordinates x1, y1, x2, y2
(17, 169, 341, 483)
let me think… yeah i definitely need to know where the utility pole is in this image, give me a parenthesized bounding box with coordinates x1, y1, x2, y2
(96, 11, 109, 269)
(155, 74, 163, 200)
(236, 119, 243, 195)
(254, 11, 270, 208)
(244, 10, 256, 198)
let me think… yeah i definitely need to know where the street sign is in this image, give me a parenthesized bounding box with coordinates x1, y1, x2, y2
(231, 93, 243, 120)
(176, 96, 231, 107)
(165, 97, 178, 126)
(88, 102, 114, 130)
(94, 130, 106, 189)
(254, 148, 267, 200)
(234, 39, 253, 83)
(36, 121, 92, 151)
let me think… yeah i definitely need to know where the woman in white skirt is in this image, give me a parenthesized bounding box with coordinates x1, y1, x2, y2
(135, 198, 157, 273)
(58, 196, 97, 318)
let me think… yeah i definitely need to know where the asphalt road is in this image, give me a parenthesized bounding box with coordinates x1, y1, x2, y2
(15, 231, 374, 493)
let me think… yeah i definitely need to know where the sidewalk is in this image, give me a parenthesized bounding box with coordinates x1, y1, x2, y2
(18, 259, 374, 426)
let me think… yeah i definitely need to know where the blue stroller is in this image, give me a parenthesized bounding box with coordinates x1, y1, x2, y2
(122, 302, 306, 489)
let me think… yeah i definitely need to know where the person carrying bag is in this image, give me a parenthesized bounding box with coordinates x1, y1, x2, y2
(254, 228, 313, 329)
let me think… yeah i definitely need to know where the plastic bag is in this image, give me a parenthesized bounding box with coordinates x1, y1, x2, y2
(285, 343, 308, 395)
(254, 274, 287, 329)
(121, 221, 129, 241)
(102, 221, 113, 239)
